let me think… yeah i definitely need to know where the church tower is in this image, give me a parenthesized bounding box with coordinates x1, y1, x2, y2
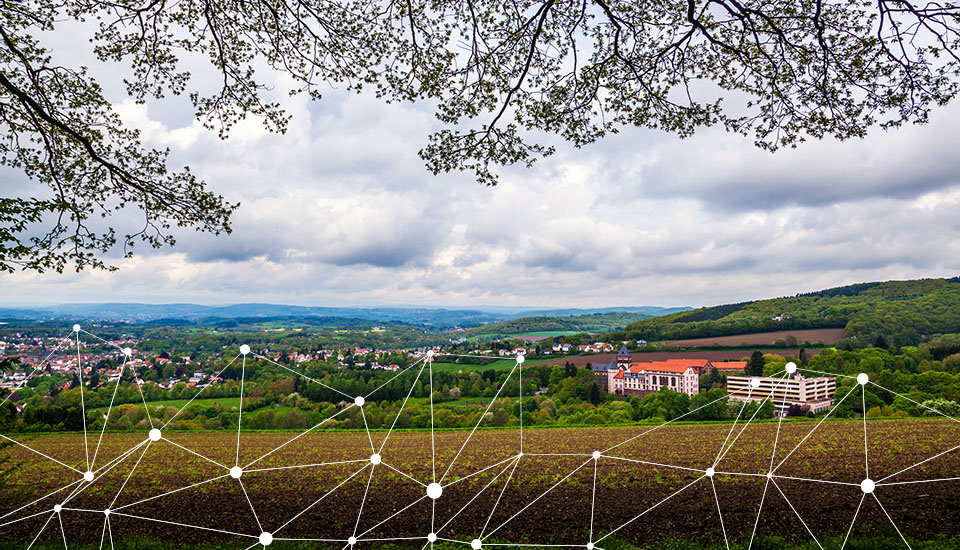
(616, 344, 631, 370)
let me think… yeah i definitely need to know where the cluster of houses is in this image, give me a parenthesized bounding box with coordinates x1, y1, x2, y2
(169, 371, 224, 390)
(4, 332, 838, 419)
(491, 342, 617, 357)
(592, 345, 836, 418)
(1, 340, 149, 393)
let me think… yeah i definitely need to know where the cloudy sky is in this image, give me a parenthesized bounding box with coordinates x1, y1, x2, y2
(3, 40, 960, 309)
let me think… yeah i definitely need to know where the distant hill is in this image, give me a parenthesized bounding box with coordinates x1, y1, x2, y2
(0, 302, 687, 330)
(0, 303, 505, 328)
(509, 306, 690, 318)
(461, 311, 659, 341)
(608, 277, 960, 347)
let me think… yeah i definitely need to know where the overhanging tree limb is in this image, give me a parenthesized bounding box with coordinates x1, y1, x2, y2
(2, 0, 959, 271)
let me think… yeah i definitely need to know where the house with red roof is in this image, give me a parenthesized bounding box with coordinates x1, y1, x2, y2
(595, 345, 703, 397)
(711, 361, 747, 373)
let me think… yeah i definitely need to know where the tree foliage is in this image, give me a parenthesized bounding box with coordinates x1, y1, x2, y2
(3, 0, 960, 270)
(1, 4, 237, 272)
(747, 350, 765, 376)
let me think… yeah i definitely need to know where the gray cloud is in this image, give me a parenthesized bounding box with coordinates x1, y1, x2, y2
(621, 106, 960, 211)
(3, 63, 960, 307)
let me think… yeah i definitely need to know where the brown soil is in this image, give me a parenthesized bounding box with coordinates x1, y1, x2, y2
(667, 328, 846, 348)
(2, 420, 957, 547)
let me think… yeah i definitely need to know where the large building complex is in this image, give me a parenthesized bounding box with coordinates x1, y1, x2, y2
(593, 346, 703, 397)
(727, 373, 836, 417)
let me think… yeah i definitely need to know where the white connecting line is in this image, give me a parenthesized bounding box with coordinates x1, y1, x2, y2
(2, 332, 957, 550)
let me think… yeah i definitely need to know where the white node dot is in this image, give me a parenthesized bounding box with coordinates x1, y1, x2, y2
(427, 533, 437, 543)
(348, 536, 357, 546)
(104, 509, 111, 517)
(766, 472, 773, 480)
(148, 428, 162, 442)
(471, 539, 482, 549)
(72, 324, 81, 332)
(123, 347, 133, 356)
(259, 532, 273, 546)
(587, 543, 595, 550)
(518, 451, 524, 457)
(592, 451, 601, 460)
(355, 396, 365, 407)
(426, 482, 443, 500)
(785, 361, 797, 374)
(83, 471, 94, 482)
(240, 344, 251, 355)
(516, 354, 525, 364)
(705, 467, 715, 478)
(750, 377, 761, 388)
(857, 373, 869, 385)
(53, 504, 62, 513)
(426, 350, 435, 358)
(370, 453, 382, 465)
(861, 478, 875, 494)
(229, 466, 243, 479)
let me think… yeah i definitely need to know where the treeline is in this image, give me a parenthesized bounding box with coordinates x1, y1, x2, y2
(460, 312, 650, 341)
(6, 333, 960, 434)
(135, 324, 444, 355)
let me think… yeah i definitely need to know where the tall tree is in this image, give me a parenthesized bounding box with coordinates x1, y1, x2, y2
(748, 350, 765, 376)
(4, 0, 960, 271)
(87, 369, 101, 389)
(588, 382, 603, 405)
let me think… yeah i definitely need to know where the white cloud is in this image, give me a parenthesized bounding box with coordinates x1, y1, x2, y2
(3, 65, 960, 308)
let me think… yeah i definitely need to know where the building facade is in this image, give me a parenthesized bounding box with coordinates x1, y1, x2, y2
(608, 362, 701, 397)
(727, 373, 836, 417)
(593, 346, 705, 397)
(592, 344, 632, 390)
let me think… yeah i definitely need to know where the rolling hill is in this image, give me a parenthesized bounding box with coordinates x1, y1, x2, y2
(0, 303, 688, 331)
(605, 277, 960, 347)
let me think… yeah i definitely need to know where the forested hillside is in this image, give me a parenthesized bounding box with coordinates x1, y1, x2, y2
(461, 312, 654, 340)
(609, 277, 960, 347)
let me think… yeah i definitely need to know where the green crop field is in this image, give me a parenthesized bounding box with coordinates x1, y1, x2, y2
(429, 357, 559, 372)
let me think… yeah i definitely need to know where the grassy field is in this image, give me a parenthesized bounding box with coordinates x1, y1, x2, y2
(466, 330, 584, 342)
(429, 359, 520, 372)
(429, 355, 570, 372)
(2, 419, 958, 548)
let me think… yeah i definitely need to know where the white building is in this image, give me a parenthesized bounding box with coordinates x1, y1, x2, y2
(727, 373, 836, 417)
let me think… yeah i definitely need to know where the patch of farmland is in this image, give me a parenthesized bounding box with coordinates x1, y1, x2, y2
(667, 328, 846, 347)
(544, 348, 823, 368)
(2, 420, 958, 548)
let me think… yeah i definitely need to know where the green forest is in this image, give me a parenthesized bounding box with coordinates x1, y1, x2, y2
(460, 312, 654, 341)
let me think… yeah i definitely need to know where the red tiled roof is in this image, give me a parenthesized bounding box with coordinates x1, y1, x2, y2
(713, 361, 747, 371)
(628, 359, 708, 374)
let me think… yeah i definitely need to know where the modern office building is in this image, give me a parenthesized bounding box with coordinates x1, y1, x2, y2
(727, 373, 836, 417)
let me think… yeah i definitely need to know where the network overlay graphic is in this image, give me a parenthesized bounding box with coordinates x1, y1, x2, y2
(1, 326, 958, 549)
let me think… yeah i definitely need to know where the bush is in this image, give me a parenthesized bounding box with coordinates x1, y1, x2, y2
(865, 405, 909, 418)
(920, 398, 960, 417)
